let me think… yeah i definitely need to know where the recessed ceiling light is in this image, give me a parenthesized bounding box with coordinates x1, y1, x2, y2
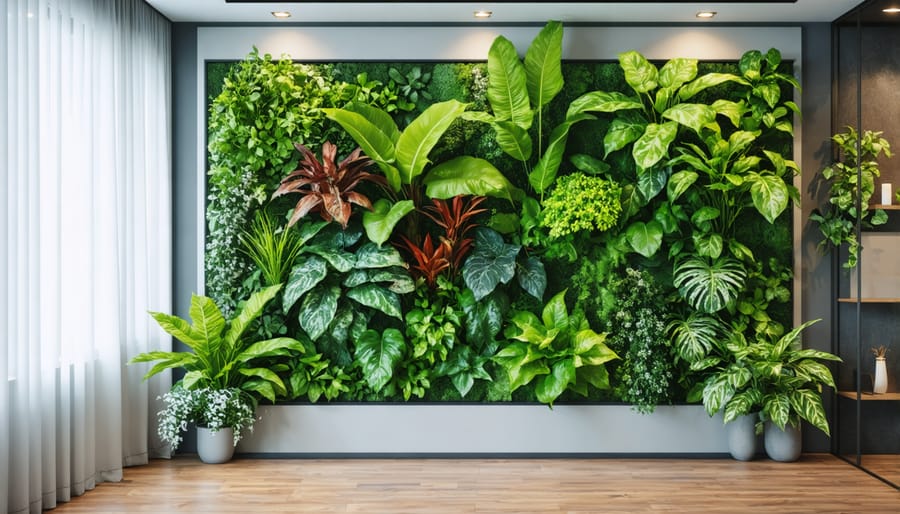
(271, 11, 292, 19)
(883, 7, 900, 13)
(696, 11, 717, 19)
(474, 10, 493, 19)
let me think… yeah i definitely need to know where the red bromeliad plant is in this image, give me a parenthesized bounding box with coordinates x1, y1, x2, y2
(273, 141, 387, 229)
(397, 195, 487, 286)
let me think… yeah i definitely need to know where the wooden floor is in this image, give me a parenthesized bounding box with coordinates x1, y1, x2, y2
(51, 454, 898, 513)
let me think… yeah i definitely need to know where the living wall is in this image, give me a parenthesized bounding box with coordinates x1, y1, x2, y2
(204, 23, 797, 411)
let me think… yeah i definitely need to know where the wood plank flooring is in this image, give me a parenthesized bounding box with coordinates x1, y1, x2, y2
(50, 454, 898, 513)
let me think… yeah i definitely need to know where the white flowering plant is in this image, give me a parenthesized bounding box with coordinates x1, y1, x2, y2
(158, 385, 257, 450)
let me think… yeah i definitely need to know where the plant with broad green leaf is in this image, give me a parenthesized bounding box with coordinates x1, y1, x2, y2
(684, 319, 840, 435)
(810, 126, 892, 268)
(461, 227, 546, 302)
(129, 284, 305, 403)
(287, 351, 357, 403)
(281, 221, 415, 366)
(324, 100, 519, 244)
(494, 289, 619, 406)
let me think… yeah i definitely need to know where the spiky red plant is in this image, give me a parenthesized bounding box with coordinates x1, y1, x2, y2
(422, 195, 487, 274)
(273, 141, 387, 229)
(397, 234, 452, 287)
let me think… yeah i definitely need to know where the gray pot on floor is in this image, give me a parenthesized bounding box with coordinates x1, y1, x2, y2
(764, 421, 801, 462)
(726, 413, 760, 461)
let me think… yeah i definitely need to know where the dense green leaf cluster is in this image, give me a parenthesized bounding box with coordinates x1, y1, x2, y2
(539, 172, 622, 238)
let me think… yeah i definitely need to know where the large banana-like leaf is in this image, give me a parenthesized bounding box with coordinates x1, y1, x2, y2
(423, 156, 518, 201)
(147, 311, 205, 350)
(528, 113, 594, 193)
(524, 20, 564, 110)
(487, 36, 533, 129)
(355, 328, 405, 392)
(129, 351, 199, 381)
(239, 367, 287, 399)
(237, 337, 305, 363)
(322, 107, 401, 191)
(189, 294, 225, 353)
(492, 121, 532, 162)
(224, 283, 282, 347)
(395, 100, 467, 184)
(673, 256, 747, 313)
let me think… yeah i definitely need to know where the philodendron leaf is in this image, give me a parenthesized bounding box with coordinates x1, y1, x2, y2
(492, 121, 533, 162)
(362, 199, 415, 247)
(343, 267, 415, 294)
(493, 341, 550, 391)
(749, 173, 789, 224)
(423, 156, 519, 201)
(462, 228, 520, 300)
(603, 115, 645, 157)
(516, 256, 547, 300)
(658, 57, 698, 89)
(283, 255, 328, 312)
(535, 358, 576, 405)
(678, 73, 748, 101)
(711, 99, 747, 128)
(567, 91, 643, 118)
(667, 170, 699, 201)
(662, 103, 717, 135)
(636, 165, 668, 202)
(355, 328, 405, 393)
(632, 121, 678, 170)
(619, 50, 658, 94)
(524, 20, 564, 110)
(298, 284, 340, 341)
(625, 220, 663, 258)
(487, 36, 533, 129)
(346, 283, 403, 319)
(541, 289, 569, 332)
(395, 99, 468, 184)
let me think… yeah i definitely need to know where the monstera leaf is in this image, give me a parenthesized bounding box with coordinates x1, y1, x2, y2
(673, 256, 747, 313)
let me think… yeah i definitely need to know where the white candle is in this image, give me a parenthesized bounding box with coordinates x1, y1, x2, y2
(882, 183, 892, 205)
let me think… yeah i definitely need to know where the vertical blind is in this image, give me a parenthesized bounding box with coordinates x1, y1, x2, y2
(2, 1, 172, 512)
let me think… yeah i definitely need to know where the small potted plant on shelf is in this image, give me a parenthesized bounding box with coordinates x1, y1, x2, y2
(810, 126, 893, 268)
(129, 284, 305, 463)
(872, 345, 889, 394)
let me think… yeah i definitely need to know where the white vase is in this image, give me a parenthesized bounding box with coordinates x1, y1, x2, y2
(197, 426, 235, 464)
(873, 357, 888, 394)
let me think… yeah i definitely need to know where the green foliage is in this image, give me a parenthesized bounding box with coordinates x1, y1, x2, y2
(539, 173, 622, 238)
(282, 222, 414, 365)
(240, 209, 304, 287)
(810, 126, 892, 268)
(687, 319, 841, 435)
(495, 290, 619, 405)
(673, 256, 747, 314)
(600, 268, 677, 413)
(462, 228, 547, 301)
(129, 284, 305, 403)
(288, 351, 356, 403)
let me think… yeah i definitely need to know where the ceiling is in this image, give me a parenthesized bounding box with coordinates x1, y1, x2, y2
(144, 1, 875, 24)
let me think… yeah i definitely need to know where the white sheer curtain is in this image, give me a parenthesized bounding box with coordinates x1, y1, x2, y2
(2, 0, 172, 512)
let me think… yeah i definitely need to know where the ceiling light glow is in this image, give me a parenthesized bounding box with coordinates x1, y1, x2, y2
(883, 7, 900, 13)
(271, 11, 292, 19)
(474, 10, 493, 19)
(696, 11, 717, 19)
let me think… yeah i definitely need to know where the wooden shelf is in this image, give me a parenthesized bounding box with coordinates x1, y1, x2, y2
(871, 204, 900, 210)
(838, 391, 900, 401)
(838, 297, 900, 303)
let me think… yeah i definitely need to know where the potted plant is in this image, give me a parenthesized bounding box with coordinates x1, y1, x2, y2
(687, 319, 841, 461)
(129, 284, 305, 463)
(810, 126, 893, 268)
